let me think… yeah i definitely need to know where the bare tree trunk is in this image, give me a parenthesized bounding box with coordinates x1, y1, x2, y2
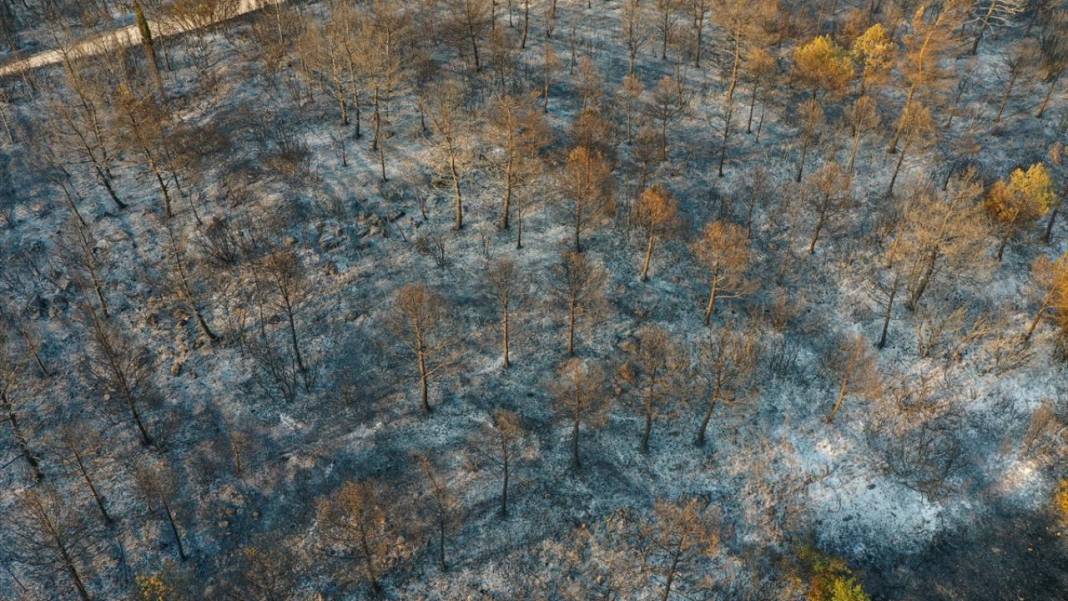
(160, 496, 187, 561)
(887, 136, 909, 196)
(996, 230, 1010, 262)
(696, 397, 717, 447)
(72, 446, 111, 525)
(501, 157, 513, 229)
(4, 404, 42, 482)
(827, 380, 848, 423)
(1024, 295, 1050, 341)
(282, 297, 307, 381)
(1037, 78, 1059, 118)
(661, 548, 682, 601)
(1044, 204, 1059, 243)
(500, 453, 509, 516)
(888, 84, 917, 153)
(571, 418, 581, 468)
(970, 5, 994, 54)
(795, 136, 811, 183)
(418, 345, 430, 413)
(809, 205, 828, 255)
(995, 68, 1019, 123)
(59, 545, 92, 601)
(640, 233, 656, 281)
(521, 0, 529, 48)
(359, 526, 380, 591)
(567, 301, 577, 355)
(502, 306, 511, 368)
(703, 277, 719, 325)
(878, 276, 899, 349)
(847, 128, 863, 175)
(450, 154, 464, 230)
(718, 38, 741, 177)
(907, 249, 938, 311)
(640, 400, 653, 453)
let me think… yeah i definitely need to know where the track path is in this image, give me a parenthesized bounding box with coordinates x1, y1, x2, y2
(0, 0, 283, 76)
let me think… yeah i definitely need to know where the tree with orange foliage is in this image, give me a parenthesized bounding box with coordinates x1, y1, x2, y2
(316, 480, 410, 593)
(386, 283, 452, 413)
(826, 332, 881, 423)
(552, 358, 610, 468)
(639, 497, 720, 601)
(794, 35, 854, 99)
(692, 221, 752, 324)
(561, 146, 615, 252)
(888, 2, 967, 154)
(552, 251, 608, 355)
(1024, 253, 1068, 341)
(634, 184, 680, 281)
(486, 93, 551, 230)
(804, 163, 854, 255)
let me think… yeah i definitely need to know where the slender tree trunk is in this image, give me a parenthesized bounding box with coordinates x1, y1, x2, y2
(640, 401, 653, 453)
(59, 545, 92, 601)
(283, 300, 307, 380)
(418, 347, 430, 413)
(73, 447, 111, 524)
(521, 0, 529, 48)
(359, 527, 380, 591)
(877, 275, 899, 349)
(888, 85, 915, 153)
(516, 207, 524, 249)
(571, 418, 581, 468)
(795, 136, 811, 183)
(696, 396, 717, 447)
(5, 408, 42, 482)
(970, 8, 993, 55)
(469, 26, 481, 71)
(745, 84, 759, 134)
(887, 136, 909, 196)
(661, 547, 682, 601)
(640, 233, 656, 281)
(19, 329, 51, 378)
(996, 229, 1010, 262)
(906, 249, 938, 310)
(437, 517, 447, 571)
(94, 164, 126, 211)
(718, 38, 740, 177)
(450, 153, 464, 230)
(500, 454, 509, 516)
(1037, 77, 1059, 118)
(161, 497, 188, 561)
(1024, 295, 1050, 341)
(827, 381, 848, 423)
(128, 396, 153, 447)
(847, 128, 863, 175)
(501, 157, 513, 229)
(573, 204, 583, 252)
(995, 68, 1019, 123)
(502, 307, 510, 368)
(809, 206, 827, 254)
(703, 277, 719, 325)
(1044, 204, 1059, 243)
(567, 301, 577, 355)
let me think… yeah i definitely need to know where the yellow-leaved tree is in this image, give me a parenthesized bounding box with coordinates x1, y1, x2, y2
(794, 35, 855, 100)
(851, 24, 896, 96)
(985, 163, 1056, 261)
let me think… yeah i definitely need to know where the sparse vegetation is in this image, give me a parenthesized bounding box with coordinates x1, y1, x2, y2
(0, 0, 1064, 599)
